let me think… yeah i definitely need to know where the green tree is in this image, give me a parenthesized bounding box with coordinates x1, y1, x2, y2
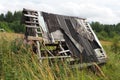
(5, 11, 13, 23)
(116, 23, 120, 34)
(0, 13, 5, 21)
(0, 21, 12, 32)
(91, 22, 103, 32)
(13, 11, 22, 21)
(8, 21, 25, 33)
(97, 30, 108, 40)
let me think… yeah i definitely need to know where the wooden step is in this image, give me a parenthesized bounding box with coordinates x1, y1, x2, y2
(25, 25, 40, 28)
(25, 21, 39, 24)
(36, 31, 42, 34)
(27, 36, 43, 41)
(24, 14, 38, 18)
(33, 18, 39, 21)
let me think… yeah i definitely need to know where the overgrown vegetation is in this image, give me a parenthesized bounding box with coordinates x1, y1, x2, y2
(91, 22, 120, 40)
(0, 11, 25, 33)
(111, 36, 120, 54)
(0, 32, 120, 80)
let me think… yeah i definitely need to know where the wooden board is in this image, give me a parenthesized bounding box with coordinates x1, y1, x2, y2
(27, 36, 43, 41)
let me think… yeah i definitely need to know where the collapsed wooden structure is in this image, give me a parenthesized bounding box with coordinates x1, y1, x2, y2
(22, 8, 107, 65)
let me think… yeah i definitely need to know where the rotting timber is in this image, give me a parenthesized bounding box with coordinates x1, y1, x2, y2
(22, 8, 107, 67)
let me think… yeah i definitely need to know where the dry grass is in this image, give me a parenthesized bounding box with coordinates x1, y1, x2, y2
(100, 40, 112, 46)
(1, 32, 120, 80)
(0, 32, 24, 41)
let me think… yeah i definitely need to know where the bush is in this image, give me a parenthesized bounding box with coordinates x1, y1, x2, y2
(111, 36, 120, 53)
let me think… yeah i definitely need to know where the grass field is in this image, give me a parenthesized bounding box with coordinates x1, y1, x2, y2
(0, 32, 120, 80)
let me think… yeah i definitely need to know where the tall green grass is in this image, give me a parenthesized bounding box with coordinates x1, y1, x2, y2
(0, 33, 120, 80)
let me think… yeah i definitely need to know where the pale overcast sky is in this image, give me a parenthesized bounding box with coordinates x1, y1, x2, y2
(0, 0, 120, 24)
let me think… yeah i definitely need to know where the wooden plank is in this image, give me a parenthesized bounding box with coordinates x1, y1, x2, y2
(24, 14, 38, 18)
(40, 56, 71, 59)
(33, 18, 39, 21)
(25, 21, 39, 24)
(27, 36, 43, 41)
(36, 41, 42, 62)
(36, 31, 42, 34)
(59, 50, 70, 54)
(25, 25, 40, 28)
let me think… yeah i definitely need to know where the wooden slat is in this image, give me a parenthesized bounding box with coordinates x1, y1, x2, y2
(24, 14, 38, 18)
(33, 18, 39, 21)
(40, 56, 71, 59)
(59, 50, 70, 54)
(25, 25, 40, 28)
(27, 36, 43, 41)
(36, 31, 42, 34)
(25, 21, 39, 24)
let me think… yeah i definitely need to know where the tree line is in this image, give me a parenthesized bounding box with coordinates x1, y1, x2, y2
(0, 11, 120, 40)
(91, 22, 120, 40)
(0, 11, 25, 33)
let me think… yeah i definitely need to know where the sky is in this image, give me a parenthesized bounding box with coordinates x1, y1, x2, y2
(0, 0, 120, 24)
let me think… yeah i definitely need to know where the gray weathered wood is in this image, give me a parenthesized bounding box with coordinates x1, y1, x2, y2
(27, 36, 43, 41)
(40, 56, 71, 59)
(24, 14, 38, 18)
(25, 21, 39, 24)
(25, 25, 40, 28)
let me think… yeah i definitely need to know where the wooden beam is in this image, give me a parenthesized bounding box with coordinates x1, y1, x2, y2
(40, 56, 71, 59)
(24, 14, 38, 18)
(27, 36, 43, 41)
(25, 25, 40, 28)
(25, 21, 39, 24)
